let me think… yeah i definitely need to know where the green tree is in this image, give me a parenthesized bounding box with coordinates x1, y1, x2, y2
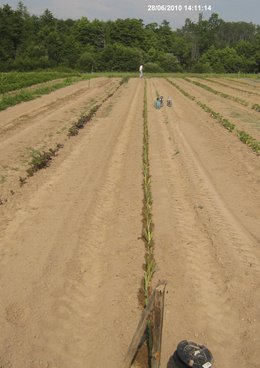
(158, 53, 182, 72)
(198, 46, 244, 72)
(100, 44, 143, 71)
(77, 51, 94, 71)
(110, 18, 145, 48)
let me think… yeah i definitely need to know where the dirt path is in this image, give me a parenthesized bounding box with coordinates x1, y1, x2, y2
(173, 78, 260, 141)
(147, 78, 260, 368)
(0, 78, 145, 368)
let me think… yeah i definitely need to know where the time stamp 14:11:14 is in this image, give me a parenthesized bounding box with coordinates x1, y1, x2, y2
(148, 4, 212, 11)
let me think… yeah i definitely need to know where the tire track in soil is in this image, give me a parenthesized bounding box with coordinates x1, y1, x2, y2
(0, 78, 144, 368)
(37, 78, 145, 368)
(147, 78, 260, 368)
(160, 78, 260, 245)
(173, 78, 260, 141)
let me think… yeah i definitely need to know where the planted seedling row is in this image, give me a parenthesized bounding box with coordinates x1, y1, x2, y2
(196, 76, 260, 97)
(0, 78, 129, 208)
(166, 78, 260, 154)
(142, 79, 156, 362)
(142, 79, 156, 305)
(184, 77, 260, 113)
(68, 78, 128, 136)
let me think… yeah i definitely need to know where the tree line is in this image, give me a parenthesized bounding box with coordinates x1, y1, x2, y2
(0, 1, 260, 73)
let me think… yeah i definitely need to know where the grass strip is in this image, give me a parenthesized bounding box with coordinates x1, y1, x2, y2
(166, 78, 260, 154)
(0, 71, 81, 94)
(184, 77, 260, 113)
(0, 76, 86, 111)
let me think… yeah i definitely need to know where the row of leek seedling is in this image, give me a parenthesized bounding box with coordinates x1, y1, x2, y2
(197, 76, 260, 97)
(68, 78, 128, 136)
(19, 78, 128, 185)
(142, 79, 156, 362)
(142, 79, 156, 306)
(184, 77, 260, 112)
(166, 78, 260, 154)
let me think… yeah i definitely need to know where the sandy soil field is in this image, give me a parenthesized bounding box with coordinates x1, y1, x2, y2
(173, 78, 260, 141)
(190, 77, 260, 104)
(0, 77, 259, 368)
(225, 78, 260, 90)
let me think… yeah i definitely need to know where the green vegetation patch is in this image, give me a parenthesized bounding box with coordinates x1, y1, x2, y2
(237, 130, 260, 153)
(252, 104, 260, 112)
(0, 76, 87, 111)
(0, 71, 80, 94)
(26, 144, 63, 177)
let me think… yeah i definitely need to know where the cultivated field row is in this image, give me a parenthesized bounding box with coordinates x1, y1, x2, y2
(170, 78, 260, 148)
(147, 78, 260, 368)
(0, 72, 92, 111)
(0, 77, 122, 204)
(196, 76, 260, 98)
(0, 77, 259, 368)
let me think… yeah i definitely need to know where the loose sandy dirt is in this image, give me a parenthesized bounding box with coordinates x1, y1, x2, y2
(0, 77, 259, 368)
(148, 78, 260, 368)
(226, 78, 260, 90)
(209, 78, 260, 96)
(0, 77, 120, 201)
(190, 77, 260, 105)
(173, 78, 260, 141)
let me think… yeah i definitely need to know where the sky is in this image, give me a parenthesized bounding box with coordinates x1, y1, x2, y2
(0, 0, 260, 29)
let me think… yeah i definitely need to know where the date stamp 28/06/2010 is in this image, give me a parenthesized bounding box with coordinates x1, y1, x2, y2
(147, 4, 212, 12)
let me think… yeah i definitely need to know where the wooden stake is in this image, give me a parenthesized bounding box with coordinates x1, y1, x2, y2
(124, 281, 167, 368)
(151, 282, 167, 368)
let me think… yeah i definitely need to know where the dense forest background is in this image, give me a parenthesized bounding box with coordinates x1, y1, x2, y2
(1, 1, 260, 73)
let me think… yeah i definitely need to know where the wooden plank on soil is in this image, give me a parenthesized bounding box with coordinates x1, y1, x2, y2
(124, 280, 167, 368)
(151, 281, 167, 368)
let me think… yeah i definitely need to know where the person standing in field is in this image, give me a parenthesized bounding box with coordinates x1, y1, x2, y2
(154, 97, 161, 109)
(139, 64, 143, 78)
